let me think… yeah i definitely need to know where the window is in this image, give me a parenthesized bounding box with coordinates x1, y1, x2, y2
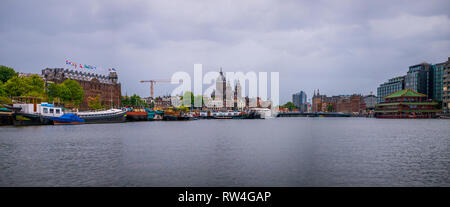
(55, 109, 60, 114)
(50, 108, 54, 113)
(43, 108, 48, 113)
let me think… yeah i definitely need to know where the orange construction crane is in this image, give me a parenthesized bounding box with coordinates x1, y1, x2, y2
(140, 79, 182, 98)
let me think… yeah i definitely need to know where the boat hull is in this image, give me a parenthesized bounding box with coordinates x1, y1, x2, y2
(12, 113, 53, 126)
(79, 111, 126, 124)
(126, 112, 148, 121)
(53, 121, 84, 125)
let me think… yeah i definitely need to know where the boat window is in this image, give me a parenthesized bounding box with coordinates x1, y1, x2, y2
(56, 109, 60, 114)
(50, 108, 54, 113)
(43, 108, 48, 113)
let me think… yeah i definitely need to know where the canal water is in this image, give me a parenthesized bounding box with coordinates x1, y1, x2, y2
(0, 118, 449, 186)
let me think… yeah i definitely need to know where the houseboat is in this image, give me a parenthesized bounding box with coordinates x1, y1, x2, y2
(125, 108, 148, 121)
(76, 109, 126, 124)
(12, 97, 65, 126)
(51, 113, 85, 125)
(374, 89, 440, 118)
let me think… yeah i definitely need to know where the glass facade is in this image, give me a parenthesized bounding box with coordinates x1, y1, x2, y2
(431, 63, 444, 102)
(377, 76, 405, 103)
(292, 91, 307, 112)
(405, 63, 431, 99)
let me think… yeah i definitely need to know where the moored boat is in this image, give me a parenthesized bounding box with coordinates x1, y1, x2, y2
(126, 109, 148, 121)
(50, 113, 85, 125)
(12, 98, 65, 126)
(76, 109, 126, 124)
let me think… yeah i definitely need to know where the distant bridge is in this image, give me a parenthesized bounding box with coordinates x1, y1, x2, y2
(276, 112, 352, 117)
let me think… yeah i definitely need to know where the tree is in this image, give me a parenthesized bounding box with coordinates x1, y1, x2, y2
(88, 94, 102, 110)
(0, 82, 6, 97)
(0, 65, 17, 83)
(46, 83, 61, 103)
(181, 91, 195, 107)
(281, 101, 297, 111)
(327, 104, 334, 112)
(3, 76, 29, 97)
(59, 79, 84, 107)
(24, 75, 45, 97)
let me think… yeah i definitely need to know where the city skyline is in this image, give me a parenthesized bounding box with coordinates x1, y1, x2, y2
(1, 0, 449, 104)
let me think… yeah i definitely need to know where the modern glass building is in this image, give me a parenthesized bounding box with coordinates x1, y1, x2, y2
(443, 58, 450, 112)
(292, 91, 307, 112)
(377, 76, 405, 103)
(405, 62, 431, 99)
(431, 62, 445, 102)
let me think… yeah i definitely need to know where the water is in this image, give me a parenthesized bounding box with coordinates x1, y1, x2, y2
(0, 118, 449, 186)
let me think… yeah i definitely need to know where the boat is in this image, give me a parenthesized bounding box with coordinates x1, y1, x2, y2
(162, 108, 192, 121)
(146, 109, 164, 120)
(50, 113, 84, 125)
(12, 98, 65, 126)
(76, 109, 126, 124)
(0, 107, 13, 125)
(126, 108, 148, 121)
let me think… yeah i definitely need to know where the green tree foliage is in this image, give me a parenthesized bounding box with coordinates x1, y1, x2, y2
(280, 101, 298, 111)
(327, 104, 334, 112)
(4, 76, 29, 97)
(58, 79, 84, 106)
(25, 75, 45, 96)
(88, 94, 102, 110)
(0, 65, 17, 83)
(121, 94, 145, 106)
(0, 82, 6, 97)
(181, 91, 194, 106)
(3, 75, 46, 98)
(46, 83, 61, 102)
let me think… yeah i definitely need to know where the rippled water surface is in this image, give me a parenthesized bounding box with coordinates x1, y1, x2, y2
(0, 118, 449, 186)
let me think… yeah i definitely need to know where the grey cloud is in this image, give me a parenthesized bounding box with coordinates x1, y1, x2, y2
(1, 0, 449, 103)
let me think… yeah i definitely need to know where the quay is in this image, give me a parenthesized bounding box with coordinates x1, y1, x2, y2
(277, 112, 351, 117)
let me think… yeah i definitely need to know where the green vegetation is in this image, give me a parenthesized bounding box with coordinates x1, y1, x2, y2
(58, 79, 84, 107)
(180, 91, 203, 107)
(0, 66, 84, 108)
(327, 104, 333, 112)
(280, 101, 297, 111)
(122, 94, 146, 107)
(88, 94, 103, 110)
(0, 65, 17, 83)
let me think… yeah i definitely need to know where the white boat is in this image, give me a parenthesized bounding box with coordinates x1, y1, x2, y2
(249, 108, 272, 119)
(76, 109, 126, 124)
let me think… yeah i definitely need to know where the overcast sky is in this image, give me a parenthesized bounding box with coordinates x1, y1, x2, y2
(1, 0, 449, 103)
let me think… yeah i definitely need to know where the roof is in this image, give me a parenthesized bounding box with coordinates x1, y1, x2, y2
(383, 89, 426, 99)
(376, 102, 438, 106)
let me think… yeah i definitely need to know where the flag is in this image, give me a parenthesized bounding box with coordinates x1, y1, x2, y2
(80, 64, 83, 68)
(112, 68, 116, 71)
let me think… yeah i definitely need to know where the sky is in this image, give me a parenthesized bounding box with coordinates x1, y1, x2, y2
(1, 0, 449, 104)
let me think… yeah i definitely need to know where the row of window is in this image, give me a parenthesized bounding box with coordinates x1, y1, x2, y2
(43, 108, 61, 114)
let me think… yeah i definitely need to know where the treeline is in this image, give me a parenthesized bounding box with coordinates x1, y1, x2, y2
(0, 65, 84, 108)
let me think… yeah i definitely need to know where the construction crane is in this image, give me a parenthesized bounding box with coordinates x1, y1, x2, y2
(140, 79, 182, 98)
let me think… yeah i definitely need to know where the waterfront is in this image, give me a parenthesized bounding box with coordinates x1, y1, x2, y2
(0, 118, 449, 187)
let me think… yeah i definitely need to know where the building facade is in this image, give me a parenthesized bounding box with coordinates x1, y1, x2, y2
(312, 90, 365, 114)
(377, 76, 405, 103)
(443, 58, 450, 112)
(42, 68, 121, 110)
(405, 62, 431, 99)
(292, 91, 307, 112)
(363, 94, 377, 109)
(431, 62, 445, 102)
(375, 89, 440, 118)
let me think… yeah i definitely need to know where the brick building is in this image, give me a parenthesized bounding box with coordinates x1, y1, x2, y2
(312, 90, 366, 114)
(42, 68, 121, 110)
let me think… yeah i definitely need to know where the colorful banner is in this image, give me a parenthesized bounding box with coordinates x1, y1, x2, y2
(65, 59, 117, 72)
